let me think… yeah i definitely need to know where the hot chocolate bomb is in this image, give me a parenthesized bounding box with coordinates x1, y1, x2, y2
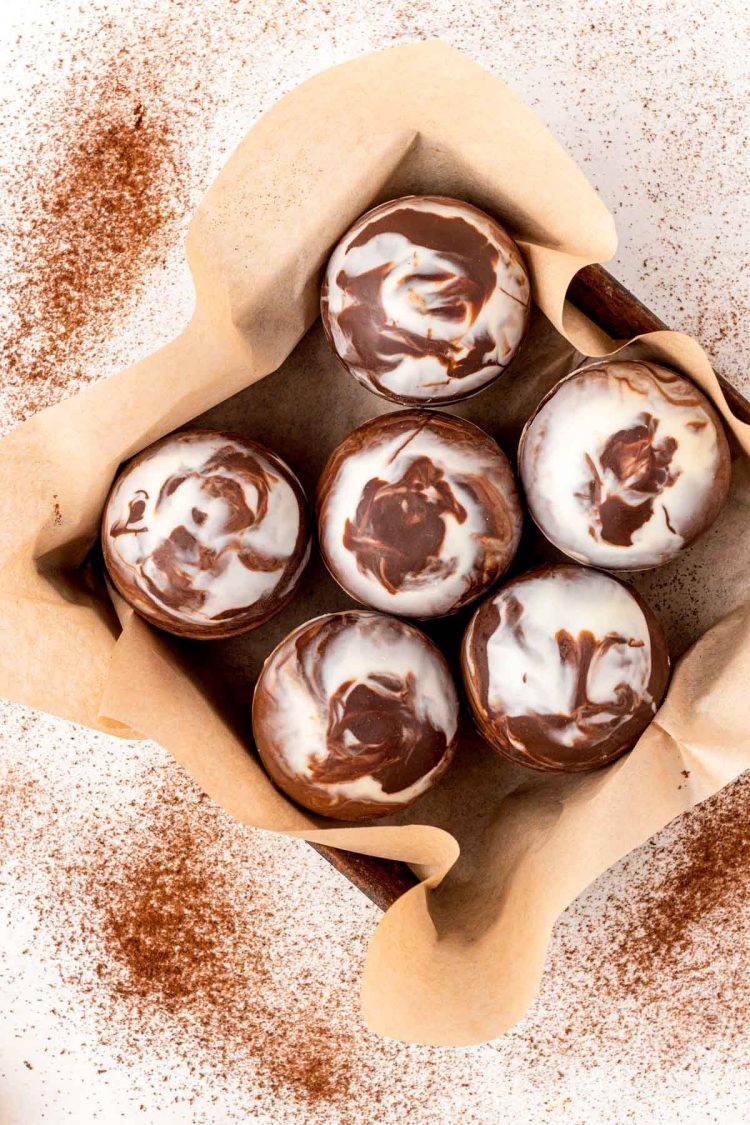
(252, 611, 459, 820)
(102, 430, 311, 639)
(519, 359, 731, 570)
(317, 410, 523, 619)
(462, 565, 670, 772)
(321, 195, 531, 404)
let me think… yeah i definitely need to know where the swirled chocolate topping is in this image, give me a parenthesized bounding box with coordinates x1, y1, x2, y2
(462, 565, 670, 773)
(321, 195, 531, 405)
(590, 414, 679, 546)
(252, 611, 459, 820)
(343, 455, 468, 595)
(102, 430, 311, 639)
(519, 360, 731, 570)
(317, 410, 523, 619)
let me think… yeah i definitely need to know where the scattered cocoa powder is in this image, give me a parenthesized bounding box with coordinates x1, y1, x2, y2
(49, 788, 366, 1112)
(4, 727, 750, 1116)
(0, 742, 451, 1120)
(510, 771, 750, 1070)
(0, 19, 208, 424)
(604, 776, 750, 995)
(1, 82, 184, 420)
(11, 100, 176, 378)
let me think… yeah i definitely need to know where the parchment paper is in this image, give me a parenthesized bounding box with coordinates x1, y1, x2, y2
(1, 41, 749, 1046)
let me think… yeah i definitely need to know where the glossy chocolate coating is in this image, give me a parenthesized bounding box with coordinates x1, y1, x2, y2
(519, 360, 731, 570)
(462, 565, 670, 772)
(317, 410, 523, 619)
(102, 430, 311, 639)
(321, 195, 531, 404)
(252, 611, 459, 820)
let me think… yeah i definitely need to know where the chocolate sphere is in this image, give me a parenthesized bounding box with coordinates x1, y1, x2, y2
(252, 611, 459, 820)
(321, 195, 531, 405)
(519, 360, 731, 570)
(317, 410, 523, 619)
(462, 565, 670, 773)
(102, 430, 311, 639)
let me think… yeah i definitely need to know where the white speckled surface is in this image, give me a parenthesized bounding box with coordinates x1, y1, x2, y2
(1, 2, 749, 1121)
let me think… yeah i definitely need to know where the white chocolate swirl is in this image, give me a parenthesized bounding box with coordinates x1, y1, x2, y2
(468, 570, 651, 744)
(462, 566, 670, 772)
(322, 195, 531, 404)
(102, 431, 310, 635)
(252, 611, 459, 818)
(317, 411, 522, 619)
(519, 360, 730, 570)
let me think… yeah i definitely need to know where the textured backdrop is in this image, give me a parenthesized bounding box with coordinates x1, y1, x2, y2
(1, 2, 748, 1121)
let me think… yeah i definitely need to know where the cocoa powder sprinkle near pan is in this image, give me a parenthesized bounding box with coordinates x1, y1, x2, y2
(4, 729, 750, 1115)
(512, 772, 750, 1068)
(82, 790, 356, 1108)
(0, 24, 200, 424)
(0, 743, 449, 1118)
(604, 780, 750, 994)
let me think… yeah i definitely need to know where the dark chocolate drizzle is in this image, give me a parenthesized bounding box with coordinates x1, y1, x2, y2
(500, 628, 643, 751)
(319, 672, 447, 792)
(318, 410, 522, 611)
(127, 447, 284, 617)
(110, 490, 148, 537)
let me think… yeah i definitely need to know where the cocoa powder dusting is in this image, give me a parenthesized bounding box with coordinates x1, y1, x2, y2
(90, 799, 354, 1106)
(52, 788, 364, 1111)
(0, 737, 453, 1119)
(0, 24, 201, 423)
(510, 772, 750, 1070)
(4, 723, 750, 1116)
(604, 779, 750, 995)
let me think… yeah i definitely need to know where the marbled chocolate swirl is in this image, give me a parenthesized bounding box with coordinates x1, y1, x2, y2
(519, 360, 731, 570)
(252, 611, 459, 820)
(102, 430, 311, 639)
(321, 195, 531, 404)
(317, 410, 523, 619)
(462, 565, 670, 772)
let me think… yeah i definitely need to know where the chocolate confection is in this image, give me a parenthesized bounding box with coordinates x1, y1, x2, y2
(252, 611, 459, 820)
(519, 359, 731, 570)
(321, 195, 531, 404)
(462, 564, 670, 772)
(317, 410, 523, 619)
(102, 430, 311, 639)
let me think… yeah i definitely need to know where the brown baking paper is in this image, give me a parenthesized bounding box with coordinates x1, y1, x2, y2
(2, 41, 749, 1046)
